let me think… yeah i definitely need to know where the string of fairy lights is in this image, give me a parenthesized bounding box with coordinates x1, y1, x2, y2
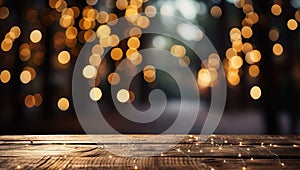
(0, 0, 300, 109)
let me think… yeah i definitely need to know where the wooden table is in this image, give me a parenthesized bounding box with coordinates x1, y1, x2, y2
(0, 135, 299, 169)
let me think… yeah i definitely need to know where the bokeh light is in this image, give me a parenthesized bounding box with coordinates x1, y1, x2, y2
(117, 89, 130, 103)
(58, 51, 71, 64)
(89, 87, 102, 101)
(57, 97, 70, 111)
(20, 70, 31, 84)
(83, 65, 97, 79)
(271, 4, 282, 16)
(0, 70, 11, 83)
(287, 19, 298, 30)
(273, 43, 283, 56)
(30, 30, 42, 43)
(250, 86, 261, 100)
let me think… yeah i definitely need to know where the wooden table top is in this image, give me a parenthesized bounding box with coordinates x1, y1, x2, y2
(0, 135, 299, 169)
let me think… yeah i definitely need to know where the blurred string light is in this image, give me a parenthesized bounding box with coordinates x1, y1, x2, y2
(210, 6, 222, 18)
(271, 4, 282, 16)
(57, 97, 69, 111)
(117, 89, 130, 103)
(250, 86, 261, 100)
(0, 0, 298, 108)
(287, 19, 298, 31)
(269, 28, 279, 41)
(273, 43, 283, 56)
(223, 0, 298, 99)
(1, 26, 21, 52)
(24, 93, 43, 108)
(58, 51, 71, 64)
(0, 6, 9, 19)
(0, 70, 11, 83)
(30, 30, 42, 43)
(89, 87, 102, 101)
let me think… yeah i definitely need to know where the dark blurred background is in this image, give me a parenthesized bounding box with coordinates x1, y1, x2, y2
(0, 0, 299, 134)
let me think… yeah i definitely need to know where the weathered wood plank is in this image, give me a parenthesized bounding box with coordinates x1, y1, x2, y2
(0, 156, 299, 169)
(0, 135, 299, 169)
(0, 135, 299, 145)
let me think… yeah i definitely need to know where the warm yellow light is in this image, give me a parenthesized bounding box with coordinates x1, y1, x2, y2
(269, 28, 279, 41)
(99, 36, 109, 47)
(232, 41, 243, 52)
(20, 70, 31, 84)
(242, 43, 253, 54)
(295, 10, 300, 22)
(60, 15, 74, 28)
(130, 0, 143, 8)
(250, 86, 261, 100)
(230, 28, 241, 36)
(245, 50, 261, 64)
(197, 69, 211, 88)
(178, 56, 190, 67)
(226, 48, 237, 59)
(143, 65, 156, 83)
(227, 72, 240, 86)
(30, 30, 42, 43)
(247, 12, 259, 24)
(86, 0, 98, 6)
(89, 54, 101, 66)
(24, 66, 36, 80)
(126, 48, 138, 59)
(107, 34, 120, 47)
(65, 26, 78, 39)
(125, 6, 139, 22)
(82, 65, 97, 79)
(127, 37, 140, 49)
(137, 16, 150, 28)
(117, 89, 130, 103)
(84, 30, 96, 42)
(108, 72, 120, 85)
(0, 70, 11, 83)
(249, 65, 260, 77)
(129, 27, 142, 38)
(230, 32, 242, 42)
(34, 93, 43, 106)
(19, 47, 31, 61)
(271, 4, 282, 16)
(107, 13, 118, 26)
(210, 6, 222, 18)
(208, 53, 220, 69)
(92, 44, 104, 56)
(96, 25, 111, 38)
(171, 45, 186, 57)
(273, 43, 283, 56)
(10, 26, 21, 38)
(243, 4, 253, 14)
(57, 97, 69, 111)
(230, 56, 243, 69)
(89, 87, 102, 101)
(25, 95, 35, 108)
(129, 91, 135, 102)
(58, 51, 71, 64)
(97, 11, 108, 24)
(1, 38, 12, 52)
(145, 5, 157, 18)
(111, 48, 123, 61)
(0, 7, 9, 19)
(116, 0, 128, 10)
(241, 26, 253, 39)
(55, 0, 67, 12)
(287, 19, 298, 30)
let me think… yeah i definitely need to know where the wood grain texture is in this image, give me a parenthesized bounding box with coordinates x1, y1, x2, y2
(0, 135, 299, 169)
